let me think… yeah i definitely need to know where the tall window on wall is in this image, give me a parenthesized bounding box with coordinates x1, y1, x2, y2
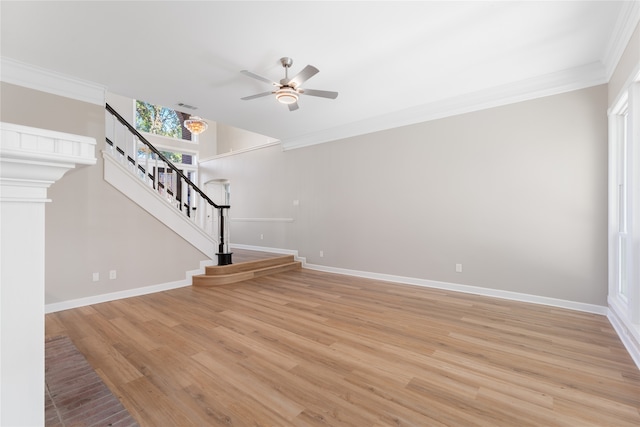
(609, 80, 640, 327)
(616, 104, 629, 301)
(134, 100, 197, 165)
(135, 100, 195, 141)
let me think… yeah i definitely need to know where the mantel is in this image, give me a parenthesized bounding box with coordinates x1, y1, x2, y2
(0, 121, 97, 202)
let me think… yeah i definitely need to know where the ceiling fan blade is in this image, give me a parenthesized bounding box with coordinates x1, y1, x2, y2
(300, 89, 339, 99)
(240, 70, 279, 86)
(241, 91, 274, 101)
(288, 65, 319, 88)
(288, 102, 299, 112)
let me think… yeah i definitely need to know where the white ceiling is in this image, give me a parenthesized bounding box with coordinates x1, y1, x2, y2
(1, 1, 638, 149)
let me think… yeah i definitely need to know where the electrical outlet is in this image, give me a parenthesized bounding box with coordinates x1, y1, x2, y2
(320, 250, 324, 257)
(260, 234, 264, 240)
(109, 270, 117, 280)
(456, 263, 463, 273)
(92, 272, 99, 282)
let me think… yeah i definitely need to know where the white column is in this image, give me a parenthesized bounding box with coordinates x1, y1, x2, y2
(0, 122, 96, 426)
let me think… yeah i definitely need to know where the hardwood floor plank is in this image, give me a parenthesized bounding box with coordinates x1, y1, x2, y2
(118, 376, 199, 427)
(242, 356, 382, 427)
(77, 335, 144, 386)
(191, 350, 304, 422)
(46, 268, 640, 426)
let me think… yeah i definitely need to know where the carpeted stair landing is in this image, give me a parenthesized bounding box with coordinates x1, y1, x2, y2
(45, 335, 138, 427)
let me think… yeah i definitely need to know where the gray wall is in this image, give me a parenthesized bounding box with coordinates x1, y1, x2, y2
(609, 21, 639, 106)
(215, 123, 278, 156)
(201, 85, 608, 306)
(1, 82, 207, 304)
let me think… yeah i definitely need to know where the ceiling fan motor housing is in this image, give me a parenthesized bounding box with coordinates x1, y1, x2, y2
(280, 57, 294, 68)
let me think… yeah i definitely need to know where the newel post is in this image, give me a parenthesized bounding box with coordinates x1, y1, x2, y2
(216, 206, 233, 265)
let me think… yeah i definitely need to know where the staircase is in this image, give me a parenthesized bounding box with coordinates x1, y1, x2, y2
(104, 104, 303, 285)
(192, 254, 302, 286)
(104, 104, 232, 265)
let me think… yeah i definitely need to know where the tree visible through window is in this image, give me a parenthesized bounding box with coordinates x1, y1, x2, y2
(135, 100, 192, 141)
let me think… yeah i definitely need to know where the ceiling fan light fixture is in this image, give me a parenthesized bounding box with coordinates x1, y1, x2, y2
(275, 87, 299, 105)
(184, 116, 208, 135)
(241, 57, 337, 111)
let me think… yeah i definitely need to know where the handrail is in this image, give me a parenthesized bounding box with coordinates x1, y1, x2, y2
(105, 103, 229, 210)
(105, 103, 232, 265)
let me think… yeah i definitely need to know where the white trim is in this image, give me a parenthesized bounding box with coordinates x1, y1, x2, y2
(199, 140, 281, 163)
(0, 122, 97, 425)
(281, 62, 607, 151)
(229, 244, 606, 315)
(230, 243, 304, 261)
(627, 81, 640, 324)
(608, 296, 640, 369)
(603, 0, 640, 80)
(103, 151, 217, 258)
(0, 57, 105, 105)
(148, 141, 200, 156)
(303, 262, 607, 315)
(1, 121, 97, 165)
(44, 259, 215, 313)
(609, 62, 640, 113)
(44, 242, 630, 364)
(231, 217, 294, 223)
(137, 130, 201, 149)
(0, 198, 51, 203)
(0, 121, 97, 200)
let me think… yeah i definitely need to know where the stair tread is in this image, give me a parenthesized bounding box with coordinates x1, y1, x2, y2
(204, 255, 295, 275)
(193, 260, 302, 287)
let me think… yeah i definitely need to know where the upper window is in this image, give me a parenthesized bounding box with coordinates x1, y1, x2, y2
(135, 100, 193, 141)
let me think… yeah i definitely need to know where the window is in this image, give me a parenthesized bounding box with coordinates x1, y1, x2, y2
(135, 100, 194, 141)
(617, 106, 629, 300)
(609, 80, 640, 328)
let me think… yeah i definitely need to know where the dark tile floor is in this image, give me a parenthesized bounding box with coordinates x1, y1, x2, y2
(45, 335, 138, 427)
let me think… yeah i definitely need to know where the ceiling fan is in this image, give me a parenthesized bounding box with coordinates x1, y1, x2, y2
(240, 57, 338, 111)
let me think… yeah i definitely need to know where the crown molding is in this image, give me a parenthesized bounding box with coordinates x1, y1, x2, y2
(603, 0, 640, 80)
(281, 61, 608, 151)
(0, 57, 105, 105)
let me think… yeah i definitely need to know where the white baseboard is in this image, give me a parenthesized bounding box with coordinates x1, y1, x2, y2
(45, 243, 635, 368)
(302, 262, 608, 315)
(45, 243, 634, 368)
(607, 297, 640, 369)
(44, 259, 214, 313)
(46, 244, 607, 317)
(43, 245, 303, 314)
(229, 244, 607, 315)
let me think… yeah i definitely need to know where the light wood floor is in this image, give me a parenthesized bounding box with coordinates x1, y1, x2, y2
(46, 267, 640, 426)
